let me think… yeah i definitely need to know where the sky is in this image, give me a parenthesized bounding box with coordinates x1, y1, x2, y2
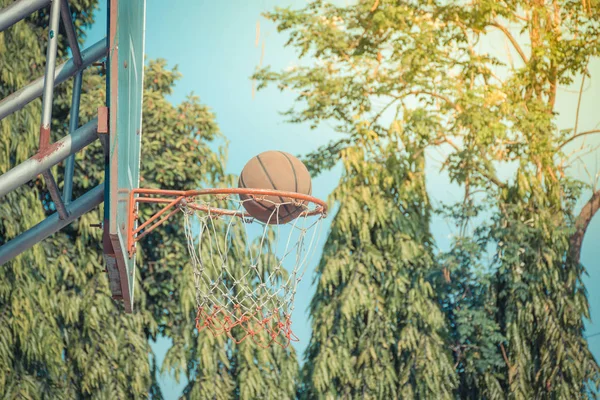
(83, 1, 600, 397)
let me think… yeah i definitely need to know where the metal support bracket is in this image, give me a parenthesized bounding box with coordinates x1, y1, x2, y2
(0, 118, 99, 199)
(59, 0, 82, 68)
(38, 0, 67, 219)
(98, 106, 109, 134)
(0, 185, 104, 265)
(0, 0, 110, 268)
(0, 0, 51, 32)
(42, 170, 69, 219)
(0, 38, 108, 121)
(63, 71, 83, 204)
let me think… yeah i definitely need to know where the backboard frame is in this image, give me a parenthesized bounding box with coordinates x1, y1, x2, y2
(103, 0, 147, 313)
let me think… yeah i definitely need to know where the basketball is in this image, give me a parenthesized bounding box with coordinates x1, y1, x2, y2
(238, 151, 312, 224)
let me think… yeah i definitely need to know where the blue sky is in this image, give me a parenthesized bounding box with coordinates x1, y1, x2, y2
(84, 1, 600, 397)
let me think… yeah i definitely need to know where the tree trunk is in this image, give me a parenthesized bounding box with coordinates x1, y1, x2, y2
(570, 190, 600, 265)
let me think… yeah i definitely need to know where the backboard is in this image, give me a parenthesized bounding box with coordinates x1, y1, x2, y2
(103, 0, 146, 313)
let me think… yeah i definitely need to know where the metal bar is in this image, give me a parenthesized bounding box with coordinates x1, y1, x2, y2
(187, 203, 246, 218)
(59, 0, 82, 68)
(0, 38, 107, 120)
(102, 0, 111, 253)
(133, 188, 188, 196)
(126, 189, 135, 256)
(37, 0, 67, 219)
(134, 207, 181, 244)
(133, 196, 184, 235)
(39, 0, 62, 141)
(41, 170, 68, 219)
(132, 187, 329, 213)
(62, 71, 82, 204)
(0, 184, 104, 266)
(0, 118, 98, 198)
(0, 0, 50, 32)
(136, 197, 183, 204)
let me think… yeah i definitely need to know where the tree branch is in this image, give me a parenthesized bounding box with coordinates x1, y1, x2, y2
(490, 22, 528, 64)
(499, 342, 516, 384)
(433, 136, 507, 189)
(570, 190, 600, 265)
(392, 90, 508, 188)
(500, 343, 511, 368)
(400, 90, 462, 112)
(369, 97, 399, 127)
(481, 168, 507, 189)
(370, 0, 379, 12)
(558, 130, 600, 150)
(573, 71, 586, 137)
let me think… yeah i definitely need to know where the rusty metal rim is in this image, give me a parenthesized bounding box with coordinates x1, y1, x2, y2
(132, 187, 328, 217)
(127, 187, 328, 257)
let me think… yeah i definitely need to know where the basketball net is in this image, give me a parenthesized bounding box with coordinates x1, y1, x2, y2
(180, 194, 325, 348)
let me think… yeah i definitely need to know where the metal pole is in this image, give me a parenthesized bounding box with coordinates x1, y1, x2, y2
(0, 184, 104, 266)
(40, 0, 61, 142)
(63, 71, 82, 204)
(0, 38, 107, 121)
(0, 0, 50, 32)
(59, 0, 82, 68)
(39, 0, 67, 219)
(41, 170, 69, 217)
(0, 118, 98, 199)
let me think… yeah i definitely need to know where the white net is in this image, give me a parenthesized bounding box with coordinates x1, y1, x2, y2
(180, 194, 325, 348)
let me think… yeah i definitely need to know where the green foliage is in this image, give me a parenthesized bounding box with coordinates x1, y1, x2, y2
(489, 173, 598, 398)
(302, 134, 456, 399)
(135, 60, 299, 399)
(437, 202, 505, 399)
(257, 0, 600, 398)
(0, 1, 152, 397)
(135, 59, 226, 329)
(1, 7, 299, 398)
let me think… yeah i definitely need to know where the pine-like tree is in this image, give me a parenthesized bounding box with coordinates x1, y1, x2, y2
(301, 134, 456, 399)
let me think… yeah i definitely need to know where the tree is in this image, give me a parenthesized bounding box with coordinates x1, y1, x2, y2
(256, 0, 600, 397)
(300, 133, 456, 399)
(0, 3, 300, 396)
(437, 201, 505, 399)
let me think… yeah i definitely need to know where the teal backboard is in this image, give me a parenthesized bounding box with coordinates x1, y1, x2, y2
(104, 0, 146, 312)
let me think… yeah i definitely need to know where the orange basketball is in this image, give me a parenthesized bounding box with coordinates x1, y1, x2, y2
(238, 151, 312, 224)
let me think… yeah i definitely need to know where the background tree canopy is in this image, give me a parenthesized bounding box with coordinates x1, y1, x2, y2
(1, 0, 600, 399)
(255, 0, 600, 398)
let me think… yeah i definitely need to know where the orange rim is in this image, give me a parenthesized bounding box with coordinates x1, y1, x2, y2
(127, 187, 327, 257)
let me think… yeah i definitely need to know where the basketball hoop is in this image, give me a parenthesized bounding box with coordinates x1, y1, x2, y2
(127, 188, 327, 347)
